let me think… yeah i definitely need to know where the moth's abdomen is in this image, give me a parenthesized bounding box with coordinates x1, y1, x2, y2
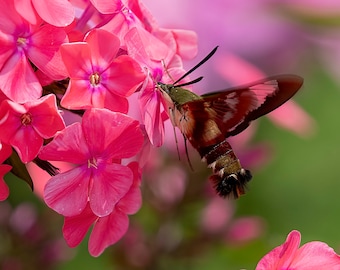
(199, 140, 252, 198)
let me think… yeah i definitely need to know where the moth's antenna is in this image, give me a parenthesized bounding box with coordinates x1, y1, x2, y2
(161, 59, 175, 83)
(173, 46, 218, 85)
(175, 76, 204, 88)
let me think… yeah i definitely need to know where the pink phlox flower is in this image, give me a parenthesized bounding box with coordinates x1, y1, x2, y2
(60, 29, 145, 113)
(14, 0, 75, 27)
(0, 143, 12, 201)
(0, 94, 65, 163)
(125, 27, 193, 147)
(0, 0, 68, 102)
(256, 230, 340, 270)
(39, 108, 144, 217)
(62, 161, 142, 257)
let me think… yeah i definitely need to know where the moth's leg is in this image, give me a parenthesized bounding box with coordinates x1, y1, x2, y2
(183, 135, 193, 171)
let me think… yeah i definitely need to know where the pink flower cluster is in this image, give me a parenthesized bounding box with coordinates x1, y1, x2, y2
(0, 0, 197, 256)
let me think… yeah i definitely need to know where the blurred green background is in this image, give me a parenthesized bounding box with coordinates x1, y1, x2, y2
(3, 1, 340, 269)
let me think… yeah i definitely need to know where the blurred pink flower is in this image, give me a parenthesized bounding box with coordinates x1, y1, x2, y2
(200, 197, 234, 233)
(39, 108, 143, 217)
(0, 143, 12, 201)
(225, 216, 265, 244)
(148, 165, 187, 207)
(200, 196, 265, 245)
(0, 94, 65, 163)
(9, 202, 37, 235)
(63, 162, 142, 257)
(256, 230, 340, 270)
(60, 29, 145, 113)
(143, 0, 303, 77)
(282, 0, 340, 16)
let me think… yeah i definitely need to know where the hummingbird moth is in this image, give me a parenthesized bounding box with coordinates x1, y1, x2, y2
(158, 46, 303, 199)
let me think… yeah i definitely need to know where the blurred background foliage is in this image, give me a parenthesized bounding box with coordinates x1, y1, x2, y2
(2, 0, 340, 269)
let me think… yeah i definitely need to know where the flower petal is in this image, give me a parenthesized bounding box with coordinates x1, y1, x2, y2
(32, 0, 74, 27)
(11, 125, 43, 163)
(105, 55, 145, 97)
(60, 80, 94, 110)
(0, 100, 24, 143)
(0, 52, 41, 103)
(44, 166, 90, 216)
(63, 204, 97, 247)
(0, 143, 12, 164)
(89, 163, 133, 217)
(169, 29, 198, 60)
(28, 24, 68, 79)
(89, 209, 129, 257)
(60, 42, 91, 79)
(117, 162, 142, 214)
(28, 94, 65, 138)
(291, 241, 340, 269)
(14, 0, 38, 25)
(84, 29, 120, 68)
(105, 118, 144, 159)
(39, 123, 89, 164)
(82, 109, 143, 159)
(0, 164, 11, 201)
(139, 84, 164, 146)
(90, 0, 121, 14)
(256, 230, 301, 270)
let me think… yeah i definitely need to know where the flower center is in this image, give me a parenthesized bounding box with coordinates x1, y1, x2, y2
(88, 157, 98, 169)
(17, 37, 28, 48)
(21, 113, 32, 126)
(90, 73, 101, 86)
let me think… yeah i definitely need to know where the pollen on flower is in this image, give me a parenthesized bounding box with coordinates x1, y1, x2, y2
(20, 113, 32, 126)
(90, 73, 101, 86)
(17, 37, 28, 48)
(88, 157, 98, 169)
(121, 6, 135, 23)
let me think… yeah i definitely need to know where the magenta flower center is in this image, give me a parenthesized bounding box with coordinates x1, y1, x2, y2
(20, 113, 32, 126)
(90, 73, 101, 86)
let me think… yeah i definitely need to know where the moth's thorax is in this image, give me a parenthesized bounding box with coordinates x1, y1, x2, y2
(158, 83, 202, 105)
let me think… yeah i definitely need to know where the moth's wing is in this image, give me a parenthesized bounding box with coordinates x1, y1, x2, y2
(198, 74, 303, 137)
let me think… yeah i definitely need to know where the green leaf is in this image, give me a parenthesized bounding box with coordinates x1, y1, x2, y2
(5, 150, 34, 191)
